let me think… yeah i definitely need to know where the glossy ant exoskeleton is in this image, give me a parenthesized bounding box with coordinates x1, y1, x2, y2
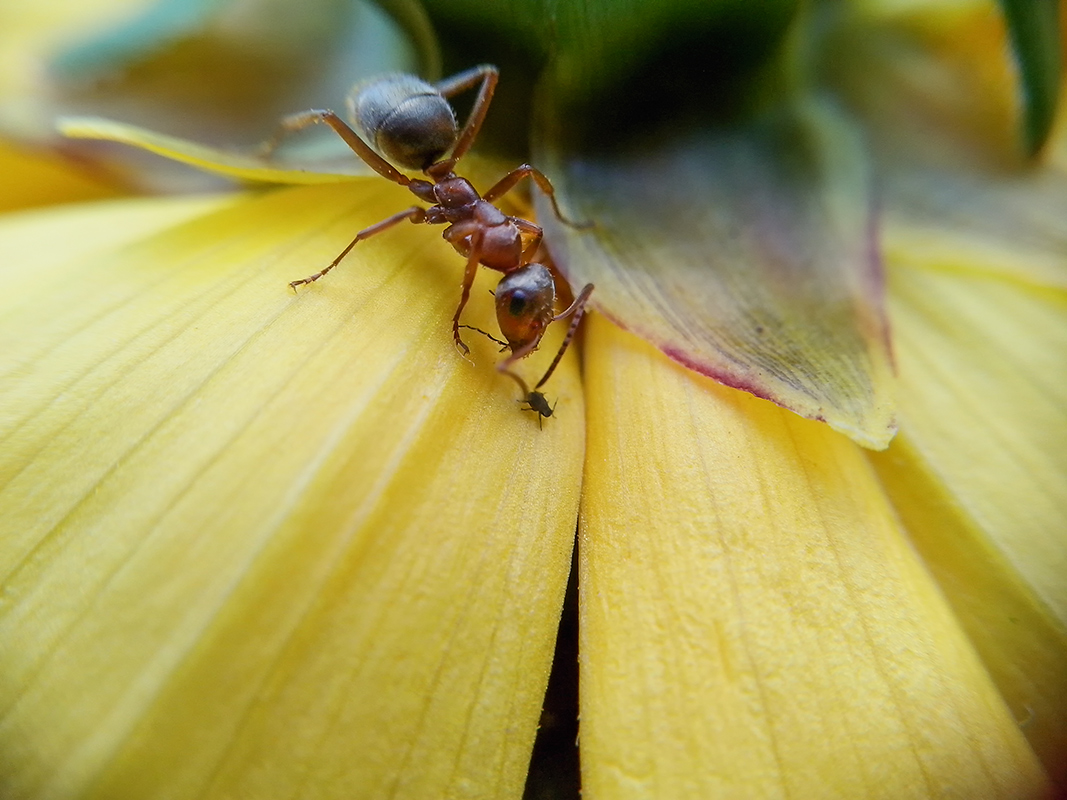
(260, 64, 594, 408)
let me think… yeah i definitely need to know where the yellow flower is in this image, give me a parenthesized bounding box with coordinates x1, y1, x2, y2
(0, 1, 1064, 798)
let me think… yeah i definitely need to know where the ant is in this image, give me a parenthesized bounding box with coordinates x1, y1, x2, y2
(260, 64, 594, 406)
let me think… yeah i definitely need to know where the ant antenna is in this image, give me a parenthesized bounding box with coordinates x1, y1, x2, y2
(459, 324, 509, 350)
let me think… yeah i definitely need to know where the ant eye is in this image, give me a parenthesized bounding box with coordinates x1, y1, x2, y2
(495, 263, 556, 351)
(508, 292, 529, 317)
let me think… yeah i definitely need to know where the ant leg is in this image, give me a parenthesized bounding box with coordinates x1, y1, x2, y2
(432, 65, 499, 169)
(496, 336, 540, 372)
(499, 367, 531, 397)
(452, 230, 485, 357)
(259, 109, 411, 187)
(511, 217, 543, 262)
(498, 368, 544, 429)
(534, 283, 594, 390)
(482, 165, 593, 229)
(290, 206, 425, 290)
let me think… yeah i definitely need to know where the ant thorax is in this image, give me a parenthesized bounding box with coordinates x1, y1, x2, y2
(433, 177, 480, 210)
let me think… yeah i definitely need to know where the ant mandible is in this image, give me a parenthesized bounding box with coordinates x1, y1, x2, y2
(260, 64, 594, 408)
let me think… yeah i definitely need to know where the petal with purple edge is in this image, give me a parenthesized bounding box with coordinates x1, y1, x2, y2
(578, 315, 1050, 799)
(538, 96, 896, 449)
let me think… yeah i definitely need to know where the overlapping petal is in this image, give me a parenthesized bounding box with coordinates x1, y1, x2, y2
(538, 95, 896, 449)
(822, 1, 1067, 784)
(0, 183, 584, 798)
(870, 225, 1067, 786)
(577, 316, 1051, 799)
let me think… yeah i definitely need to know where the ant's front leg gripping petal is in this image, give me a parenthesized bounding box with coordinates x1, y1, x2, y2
(453, 324, 471, 358)
(451, 231, 483, 362)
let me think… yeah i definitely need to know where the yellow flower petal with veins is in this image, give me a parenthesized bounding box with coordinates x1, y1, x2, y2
(870, 229, 1067, 784)
(578, 316, 1050, 799)
(0, 182, 584, 798)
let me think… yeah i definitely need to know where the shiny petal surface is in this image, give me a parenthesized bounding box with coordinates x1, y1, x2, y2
(539, 98, 896, 449)
(578, 315, 1049, 799)
(869, 235, 1067, 785)
(0, 183, 584, 799)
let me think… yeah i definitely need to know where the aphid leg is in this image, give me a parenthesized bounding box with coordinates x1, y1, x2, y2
(510, 217, 544, 262)
(482, 165, 594, 229)
(432, 65, 499, 169)
(534, 283, 594, 391)
(290, 206, 425, 291)
(452, 231, 485, 358)
(259, 109, 411, 186)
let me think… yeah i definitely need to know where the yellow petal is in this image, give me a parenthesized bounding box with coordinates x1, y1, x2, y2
(59, 117, 373, 184)
(0, 183, 584, 798)
(869, 237, 1067, 785)
(0, 139, 121, 212)
(578, 315, 1049, 799)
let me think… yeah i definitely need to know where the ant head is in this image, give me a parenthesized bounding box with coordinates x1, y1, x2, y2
(495, 263, 557, 353)
(349, 74, 458, 171)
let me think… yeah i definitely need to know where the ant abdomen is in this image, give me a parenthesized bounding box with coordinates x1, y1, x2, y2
(348, 74, 458, 171)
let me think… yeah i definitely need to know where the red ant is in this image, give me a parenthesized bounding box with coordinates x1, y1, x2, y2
(260, 64, 593, 411)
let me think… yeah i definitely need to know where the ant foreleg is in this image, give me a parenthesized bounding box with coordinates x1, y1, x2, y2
(452, 230, 485, 358)
(259, 109, 412, 187)
(482, 165, 593, 229)
(290, 206, 426, 291)
(432, 64, 499, 171)
(534, 283, 594, 391)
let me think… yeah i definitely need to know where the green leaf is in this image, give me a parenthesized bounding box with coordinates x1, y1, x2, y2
(997, 0, 1062, 156)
